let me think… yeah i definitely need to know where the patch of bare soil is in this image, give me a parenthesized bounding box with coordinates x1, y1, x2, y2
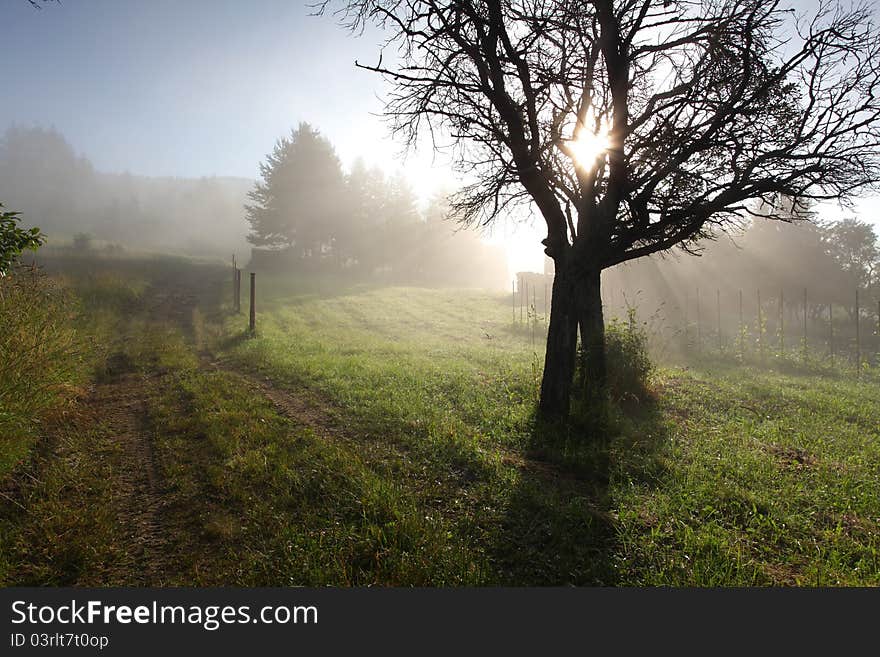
(763, 443, 818, 470)
(84, 373, 172, 584)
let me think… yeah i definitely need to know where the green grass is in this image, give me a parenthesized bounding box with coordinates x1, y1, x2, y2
(2, 258, 878, 585)
(217, 277, 880, 585)
(0, 268, 140, 479)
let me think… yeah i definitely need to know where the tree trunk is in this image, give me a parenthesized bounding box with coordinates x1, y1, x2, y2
(576, 269, 606, 403)
(539, 267, 606, 420)
(539, 269, 579, 419)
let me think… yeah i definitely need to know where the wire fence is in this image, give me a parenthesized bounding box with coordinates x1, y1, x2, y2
(511, 277, 880, 376)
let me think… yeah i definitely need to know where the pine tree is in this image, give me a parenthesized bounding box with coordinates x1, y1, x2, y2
(245, 122, 346, 260)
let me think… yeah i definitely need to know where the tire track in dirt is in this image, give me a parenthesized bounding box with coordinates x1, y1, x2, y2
(80, 276, 218, 584)
(84, 372, 172, 584)
(200, 358, 405, 469)
(204, 358, 583, 489)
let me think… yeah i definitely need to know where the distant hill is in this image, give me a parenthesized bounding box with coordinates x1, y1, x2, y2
(0, 125, 252, 259)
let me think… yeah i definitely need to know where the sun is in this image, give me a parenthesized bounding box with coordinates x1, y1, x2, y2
(568, 127, 611, 168)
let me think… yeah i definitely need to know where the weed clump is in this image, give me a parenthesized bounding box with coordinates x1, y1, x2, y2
(0, 269, 87, 477)
(568, 308, 654, 436)
(603, 308, 653, 403)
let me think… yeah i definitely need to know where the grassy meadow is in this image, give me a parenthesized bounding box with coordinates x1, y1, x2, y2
(1, 256, 878, 585)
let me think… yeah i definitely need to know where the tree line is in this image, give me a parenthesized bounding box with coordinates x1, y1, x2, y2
(604, 214, 880, 322)
(0, 125, 252, 258)
(244, 122, 507, 288)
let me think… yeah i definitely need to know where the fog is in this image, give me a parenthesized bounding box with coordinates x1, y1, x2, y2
(0, 125, 252, 258)
(3, 1, 878, 305)
(588, 215, 880, 365)
(4, 122, 879, 319)
(0, 124, 508, 288)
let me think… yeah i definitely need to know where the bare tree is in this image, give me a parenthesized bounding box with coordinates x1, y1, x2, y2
(324, 0, 880, 420)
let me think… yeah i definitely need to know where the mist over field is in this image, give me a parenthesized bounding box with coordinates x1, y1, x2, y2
(2, 0, 880, 598)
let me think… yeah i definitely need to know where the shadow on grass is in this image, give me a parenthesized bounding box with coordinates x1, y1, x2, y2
(488, 394, 669, 585)
(215, 329, 255, 352)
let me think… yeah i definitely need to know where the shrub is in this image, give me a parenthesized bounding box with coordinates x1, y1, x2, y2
(0, 203, 44, 276)
(71, 233, 93, 252)
(0, 270, 85, 477)
(602, 307, 653, 402)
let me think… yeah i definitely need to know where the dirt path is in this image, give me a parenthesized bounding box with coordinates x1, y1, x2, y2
(61, 279, 214, 585)
(84, 372, 172, 584)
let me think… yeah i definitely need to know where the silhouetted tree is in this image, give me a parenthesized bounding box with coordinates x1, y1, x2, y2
(245, 123, 347, 261)
(344, 158, 388, 268)
(326, 0, 880, 420)
(820, 217, 879, 319)
(820, 218, 878, 291)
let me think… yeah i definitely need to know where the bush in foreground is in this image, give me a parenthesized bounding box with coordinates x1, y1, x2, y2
(0, 270, 84, 477)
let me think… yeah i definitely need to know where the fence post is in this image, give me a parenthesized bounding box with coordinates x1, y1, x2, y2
(781, 289, 786, 356)
(532, 286, 537, 327)
(758, 289, 764, 363)
(249, 272, 256, 333)
(544, 283, 548, 323)
(716, 289, 722, 352)
(855, 288, 860, 377)
(234, 268, 241, 313)
(829, 303, 834, 367)
(696, 287, 702, 355)
(803, 287, 808, 363)
(530, 286, 536, 349)
(512, 280, 516, 324)
(684, 291, 689, 353)
(232, 254, 237, 310)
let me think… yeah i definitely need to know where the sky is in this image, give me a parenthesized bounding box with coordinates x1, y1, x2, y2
(1, 0, 878, 275)
(1, 1, 427, 179)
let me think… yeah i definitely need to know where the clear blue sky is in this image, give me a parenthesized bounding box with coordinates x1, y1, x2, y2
(1, 0, 428, 181)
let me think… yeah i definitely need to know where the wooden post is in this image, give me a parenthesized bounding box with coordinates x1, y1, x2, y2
(757, 289, 764, 363)
(781, 289, 786, 355)
(716, 289, 722, 351)
(829, 303, 834, 367)
(234, 268, 241, 313)
(544, 282, 548, 323)
(855, 288, 860, 376)
(520, 279, 524, 323)
(696, 287, 701, 355)
(739, 289, 744, 360)
(803, 288, 808, 363)
(249, 272, 256, 333)
(512, 280, 516, 324)
(532, 286, 536, 328)
(531, 286, 536, 349)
